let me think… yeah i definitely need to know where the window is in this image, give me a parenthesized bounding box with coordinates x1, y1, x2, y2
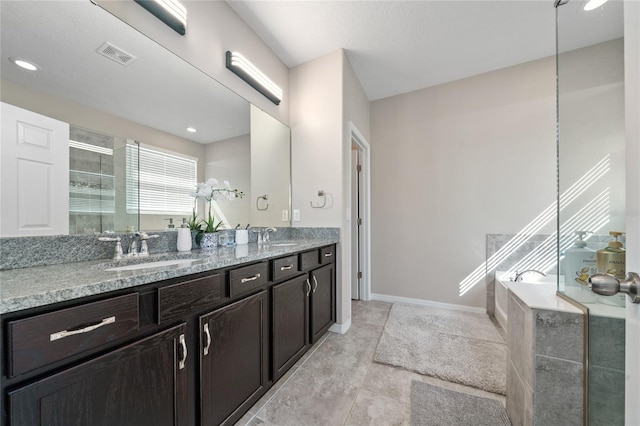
(126, 145, 196, 215)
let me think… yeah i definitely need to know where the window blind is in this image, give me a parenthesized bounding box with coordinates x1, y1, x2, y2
(126, 145, 196, 215)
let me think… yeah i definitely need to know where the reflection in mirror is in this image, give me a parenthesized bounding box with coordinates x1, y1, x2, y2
(556, 1, 625, 425)
(0, 0, 290, 236)
(69, 126, 139, 234)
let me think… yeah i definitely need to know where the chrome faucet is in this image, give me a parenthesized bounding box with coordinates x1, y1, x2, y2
(98, 236, 124, 260)
(263, 227, 277, 243)
(137, 232, 159, 257)
(512, 270, 547, 282)
(128, 233, 140, 257)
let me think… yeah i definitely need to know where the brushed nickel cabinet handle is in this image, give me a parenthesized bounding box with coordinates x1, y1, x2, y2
(179, 333, 187, 370)
(305, 279, 311, 296)
(280, 265, 293, 271)
(312, 275, 318, 293)
(241, 273, 261, 283)
(49, 316, 116, 342)
(203, 323, 211, 356)
(324, 252, 333, 257)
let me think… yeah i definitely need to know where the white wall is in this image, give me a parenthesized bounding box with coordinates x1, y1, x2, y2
(290, 49, 370, 327)
(290, 51, 344, 228)
(205, 134, 251, 228)
(370, 56, 558, 309)
(95, 0, 289, 126)
(250, 105, 291, 227)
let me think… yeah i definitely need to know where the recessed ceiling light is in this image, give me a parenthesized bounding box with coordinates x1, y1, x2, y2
(10, 57, 39, 71)
(584, 0, 608, 11)
(187, 127, 197, 133)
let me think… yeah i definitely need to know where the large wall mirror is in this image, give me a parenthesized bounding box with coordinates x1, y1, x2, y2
(556, 0, 624, 424)
(0, 0, 291, 237)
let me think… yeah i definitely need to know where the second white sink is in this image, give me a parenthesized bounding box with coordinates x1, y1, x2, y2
(105, 259, 198, 272)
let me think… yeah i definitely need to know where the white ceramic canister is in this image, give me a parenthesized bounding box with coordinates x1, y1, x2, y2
(235, 229, 249, 245)
(177, 228, 192, 252)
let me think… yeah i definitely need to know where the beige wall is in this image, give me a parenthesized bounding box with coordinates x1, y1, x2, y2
(96, 0, 289, 126)
(370, 56, 558, 309)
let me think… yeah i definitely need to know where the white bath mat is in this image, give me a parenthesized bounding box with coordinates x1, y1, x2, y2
(374, 303, 507, 395)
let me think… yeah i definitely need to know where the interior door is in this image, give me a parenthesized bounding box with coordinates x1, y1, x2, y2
(1, 102, 69, 236)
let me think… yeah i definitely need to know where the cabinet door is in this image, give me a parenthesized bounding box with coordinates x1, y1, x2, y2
(200, 290, 268, 426)
(272, 275, 309, 380)
(8, 323, 188, 426)
(310, 263, 336, 344)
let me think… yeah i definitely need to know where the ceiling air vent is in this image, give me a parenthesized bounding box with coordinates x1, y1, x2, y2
(96, 42, 137, 66)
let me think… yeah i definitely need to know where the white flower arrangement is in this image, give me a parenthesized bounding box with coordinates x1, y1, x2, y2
(190, 178, 244, 235)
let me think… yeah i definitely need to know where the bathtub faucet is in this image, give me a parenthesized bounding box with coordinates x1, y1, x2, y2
(512, 270, 547, 282)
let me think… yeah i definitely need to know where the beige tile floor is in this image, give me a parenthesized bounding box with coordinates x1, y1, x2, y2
(235, 300, 505, 426)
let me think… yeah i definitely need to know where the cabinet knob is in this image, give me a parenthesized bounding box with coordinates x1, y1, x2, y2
(312, 276, 318, 293)
(305, 279, 311, 296)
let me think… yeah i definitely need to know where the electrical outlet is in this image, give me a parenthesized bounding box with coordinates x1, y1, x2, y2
(282, 209, 289, 221)
(293, 209, 301, 222)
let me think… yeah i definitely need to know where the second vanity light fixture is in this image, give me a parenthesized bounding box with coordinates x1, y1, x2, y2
(134, 0, 187, 35)
(226, 51, 283, 105)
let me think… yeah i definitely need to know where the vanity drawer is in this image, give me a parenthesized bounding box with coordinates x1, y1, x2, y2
(158, 273, 222, 323)
(229, 262, 268, 298)
(272, 255, 299, 281)
(320, 246, 336, 264)
(299, 250, 320, 270)
(7, 293, 139, 378)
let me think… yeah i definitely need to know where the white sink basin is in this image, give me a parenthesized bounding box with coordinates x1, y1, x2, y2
(105, 259, 198, 272)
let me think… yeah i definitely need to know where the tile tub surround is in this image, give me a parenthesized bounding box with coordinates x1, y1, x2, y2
(506, 289, 585, 426)
(0, 236, 338, 315)
(485, 234, 550, 318)
(0, 227, 339, 270)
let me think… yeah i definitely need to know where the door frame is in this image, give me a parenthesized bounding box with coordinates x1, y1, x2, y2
(349, 122, 371, 301)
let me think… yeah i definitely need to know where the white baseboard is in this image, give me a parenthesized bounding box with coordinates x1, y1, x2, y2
(329, 318, 351, 334)
(370, 293, 486, 314)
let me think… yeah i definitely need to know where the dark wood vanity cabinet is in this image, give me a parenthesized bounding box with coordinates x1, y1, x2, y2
(1, 244, 337, 426)
(7, 323, 188, 426)
(271, 274, 310, 381)
(271, 245, 337, 379)
(199, 290, 269, 426)
(309, 263, 336, 344)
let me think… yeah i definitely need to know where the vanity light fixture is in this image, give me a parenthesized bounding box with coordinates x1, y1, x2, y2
(186, 127, 197, 133)
(10, 57, 38, 71)
(226, 51, 282, 105)
(584, 0, 608, 11)
(134, 0, 187, 35)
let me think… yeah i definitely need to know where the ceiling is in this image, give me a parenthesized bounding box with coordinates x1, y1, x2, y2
(228, 0, 624, 101)
(1, 1, 249, 144)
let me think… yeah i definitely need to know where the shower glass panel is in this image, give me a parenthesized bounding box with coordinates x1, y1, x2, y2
(555, 0, 625, 424)
(69, 126, 139, 234)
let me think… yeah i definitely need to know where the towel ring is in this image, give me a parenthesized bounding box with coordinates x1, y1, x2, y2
(256, 194, 269, 211)
(310, 190, 326, 208)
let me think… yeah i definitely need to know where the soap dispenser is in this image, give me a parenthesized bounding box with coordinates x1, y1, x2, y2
(597, 231, 626, 280)
(176, 223, 192, 252)
(564, 231, 596, 290)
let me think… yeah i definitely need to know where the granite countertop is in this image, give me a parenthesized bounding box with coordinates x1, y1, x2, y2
(0, 239, 337, 315)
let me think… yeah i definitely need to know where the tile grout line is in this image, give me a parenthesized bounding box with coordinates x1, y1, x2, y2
(247, 333, 332, 425)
